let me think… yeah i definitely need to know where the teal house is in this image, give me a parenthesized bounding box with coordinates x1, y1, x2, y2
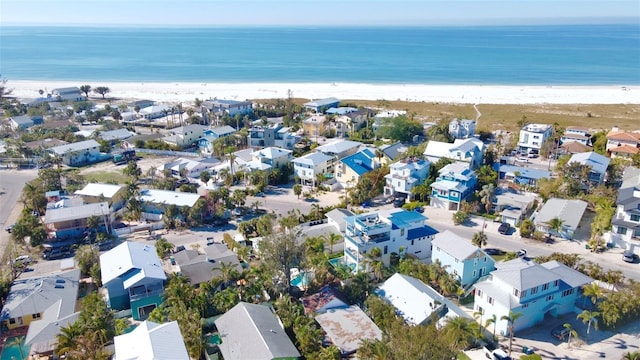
(100, 242, 166, 320)
(430, 162, 478, 211)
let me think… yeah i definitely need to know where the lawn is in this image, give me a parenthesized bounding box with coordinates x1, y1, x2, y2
(83, 170, 128, 184)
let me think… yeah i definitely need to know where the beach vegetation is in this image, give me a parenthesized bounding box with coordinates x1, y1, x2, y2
(93, 86, 111, 99)
(375, 115, 423, 142)
(80, 84, 91, 98)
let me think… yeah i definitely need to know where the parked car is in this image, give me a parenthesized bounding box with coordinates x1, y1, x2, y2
(623, 250, 638, 263)
(43, 249, 73, 260)
(12, 255, 33, 265)
(5, 224, 14, 233)
(498, 223, 510, 235)
(491, 349, 511, 360)
(518, 249, 527, 258)
(551, 324, 570, 340)
(393, 199, 405, 208)
(484, 248, 503, 255)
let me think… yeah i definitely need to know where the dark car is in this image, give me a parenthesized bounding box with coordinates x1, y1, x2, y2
(623, 250, 638, 263)
(498, 223, 510, 235)
(43, 249, 73, 260)
(5, 224, 14, 233)
(484, 248, 503, 256)
(551, 325, 570, 340)
(393, 199, 405, 208)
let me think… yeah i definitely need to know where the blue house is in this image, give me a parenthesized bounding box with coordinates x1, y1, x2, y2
(335, 148, 380, 188)
(304, 98, 340, 113)
(430, 162, 477, 211)
(431, 230, 496, 289)
(100, 242, 167, 320)
(495, 164, 551, 188)
(198, 126, 237, 155)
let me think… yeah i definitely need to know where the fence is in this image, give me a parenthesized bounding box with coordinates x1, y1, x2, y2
(134, 148, 201, 158)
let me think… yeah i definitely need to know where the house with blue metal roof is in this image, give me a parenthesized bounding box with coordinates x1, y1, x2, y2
(335, 148, 380, 188)
(430, 162, 478, 211)
(495, 164, 551, 188)
(342, 208, 438, 273)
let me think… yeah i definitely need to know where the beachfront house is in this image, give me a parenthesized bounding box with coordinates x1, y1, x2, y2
(473, 258, 592, 335)
(201, 99, 253, 121)
(430, 162, 477, 211)
(138, 189, 201, 221)
(292, 151, 334, 187)
(492, 188, 536, 226)
(343, 209, 438, 273)
(74, 183, 127, 211)
(431, 230, 496, 288)
(0, 269, 80, 331)
(560, 126, 591, 146)
(607, 167, 640, 255)
(113, 320, 189, 360)
(534, 198, 588, 239)
(423, 138, 485, 170)
(449, 118, 476, 139)
(384, 157, 430, 199)
(567, 151, 611, 186)
(51, 87, 85, 102)
(335, 148, 379, 188)
(303, 97, 340, 113)
(48, 139, 102, 166)
(215, 302, 301, 360)
(315, 305, 382, 357)
(100, 242, 167, 320)
(139, 104, 173, 120)
(376, 273, 472, 327)
(606, 127, 640, 159)
(517, 123, 553, 154)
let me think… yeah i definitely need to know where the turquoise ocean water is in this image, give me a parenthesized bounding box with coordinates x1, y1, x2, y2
(0, 25, 638, 84)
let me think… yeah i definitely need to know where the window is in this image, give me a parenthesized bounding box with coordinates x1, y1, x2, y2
(411, 240, 414, 246)
(32, 313, 41, 319)
(554, 280, 560, 287)
(514, 289, 520, 297)
(530, 287, 538, 295)
(384, 246, 388, 255)
(487, 296, 494, 305)
(401, 229, 405, 236)
(477, 306, 484, 314)
(473, 270, 477, 277)
(617, 227, 628, 235)
(484, 257, 487, 262)
(9, 318, 15, 324)
(477, 289, 483, 297)
(542, 283, 549, 291)
(562, 289, 574, 297)
(631, 214, 640, 222)
(546, 295, 554, 302)
(521, 289, 527, 297)
(522, 303, 529, 309)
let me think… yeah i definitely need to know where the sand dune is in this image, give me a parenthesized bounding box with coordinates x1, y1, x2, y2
(8, 80, 638, 105)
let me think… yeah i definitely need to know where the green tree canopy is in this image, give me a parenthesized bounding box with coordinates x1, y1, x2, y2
(375, 115, 424, 143)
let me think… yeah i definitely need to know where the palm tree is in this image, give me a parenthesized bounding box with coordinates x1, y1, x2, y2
(623, 351, 640, 360)
(500, 311, 523, 356)
(443, 316, 477, 351)
(478, 183, 496, 214)
(364, 247, 384, 281)
(563, 323, 579, 349)
(485, 314, 498, 341)
(582, 282, 602, 309)
(56, 322, 84, 356)
(327, 233, 342, 254)
(5, 336, 25, 360)
(472, 231, 488, 249)
(577, 310, 599, 341)
(547, 216, 564, 240)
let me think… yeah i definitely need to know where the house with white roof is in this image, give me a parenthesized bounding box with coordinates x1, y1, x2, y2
(9, 115, 43, 131)
(292, 151, 335, 187)
(325, 208, 355, 233)
(247, 123, 300, 150)
(607, 167, 640, 254)
(140, 104, 173, 120)
(495, 164, 551, 188)
(343, 209, 438, 273)
(197, 126, 238, 154)
(492, 188, 536, 226)
(246, 146, 293, 172)
(215, 302, 300, 360)
(25, 309, 80, 356)
(384, 157, 430, 199)
(51, 87, 85, 102)
(99, 128, 135, 143)
(1, 269, 80, 330)
(430, 162, 478, 211)
(534, 198, 588, 239)
(567, 151, 611, 186)
(517, 123, 553, 154)
(315, 305, 382, 357)
(113, 320, 189, 360)
(449, 118, 476, 139)
(100, 242, 167, 320)
(560, 126, 591, 146)
(44, 201, 111, 239)
(304, 97, 340, 113)
(315, 139, 362, 160)
(75, 183, 127, 211)
(172, 244, 242, 286)
(431, 230, 496, 288)
(163, 124, 207, 148)
(376, 273, 472, 327)
(201, 98, 253, 118)
(49, 139, 101, 166)
(139, 189, 201, 220)
(473, 258, 592, 335)
(423, 138, 485, 170)
(335, 148, 380, 188)
(161, 157, 221, 179)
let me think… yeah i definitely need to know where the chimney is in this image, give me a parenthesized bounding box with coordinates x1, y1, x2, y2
(611, 126, 619, 133)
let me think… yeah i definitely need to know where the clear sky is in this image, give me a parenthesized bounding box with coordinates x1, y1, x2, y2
(1, 0, 638, 26)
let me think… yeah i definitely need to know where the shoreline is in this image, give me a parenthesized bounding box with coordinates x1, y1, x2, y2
(8, 80, 639, 105)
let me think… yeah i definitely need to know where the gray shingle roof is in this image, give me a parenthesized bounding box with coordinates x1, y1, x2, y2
(50, 139, 100, 155)
(215, 302, 300, 360)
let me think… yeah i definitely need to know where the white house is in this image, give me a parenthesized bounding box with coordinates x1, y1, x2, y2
(315, 139, 362, 160)
(431, 230, 496, 288)
(292, 152, 334, 187)
(384, 157, 430, 198)
(140, 104, 173, 120)
(51, 87, 85, 102)
(423, 138, 485, 170)
(113, 321, 189, 360)
(161, 157, 220, 179)
(163, 124, 207, 148)
(605, 127, 640, 157)
(201, 99, 253, 118)
(449, 118, 476, 139)
(608, 167, 640, 254)
(492, 188, 536, 226)
(99, 128, 135, 143)
(517, 123, 553, 154)
(138, 189, 201, 221)
(48, 139, 101, 166)
(75, 183, 127, 211)
(247, 123, 300, 150)
(534, 198, 588, 239)
(343, 209, 438, 272)
(376, 273, 472, 326)
(560, 126, 591, 146)
(247, 147, 293, 171)
(567, 151, 611, 186)
(473, 258, 592, 335)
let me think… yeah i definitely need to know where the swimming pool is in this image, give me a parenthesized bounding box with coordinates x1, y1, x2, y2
(1, 336, 30, 360)
(290, 271, 312, 288)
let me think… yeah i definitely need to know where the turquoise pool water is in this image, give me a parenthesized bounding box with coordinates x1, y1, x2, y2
(329, 257, 356, 272)
(1, 336, 30, 360)
(290, 272, 311, 288)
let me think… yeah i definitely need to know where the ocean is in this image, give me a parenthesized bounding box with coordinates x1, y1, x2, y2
(0, 25, 638, 85)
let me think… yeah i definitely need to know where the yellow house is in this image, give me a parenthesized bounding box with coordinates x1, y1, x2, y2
(335, 148, 380, 188)
(1, 269, 80, 330)
(302, 115, 328, 137)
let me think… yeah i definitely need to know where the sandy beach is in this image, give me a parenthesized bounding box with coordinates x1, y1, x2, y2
(8, 80, 639, 105)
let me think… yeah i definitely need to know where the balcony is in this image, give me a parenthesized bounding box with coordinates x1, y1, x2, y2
(129, 285, 164, 302)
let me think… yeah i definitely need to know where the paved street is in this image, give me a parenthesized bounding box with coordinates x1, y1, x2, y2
(0, 168, 39, 262)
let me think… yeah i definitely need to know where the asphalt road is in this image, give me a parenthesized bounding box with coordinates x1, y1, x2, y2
(0, 168, 39, 261)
